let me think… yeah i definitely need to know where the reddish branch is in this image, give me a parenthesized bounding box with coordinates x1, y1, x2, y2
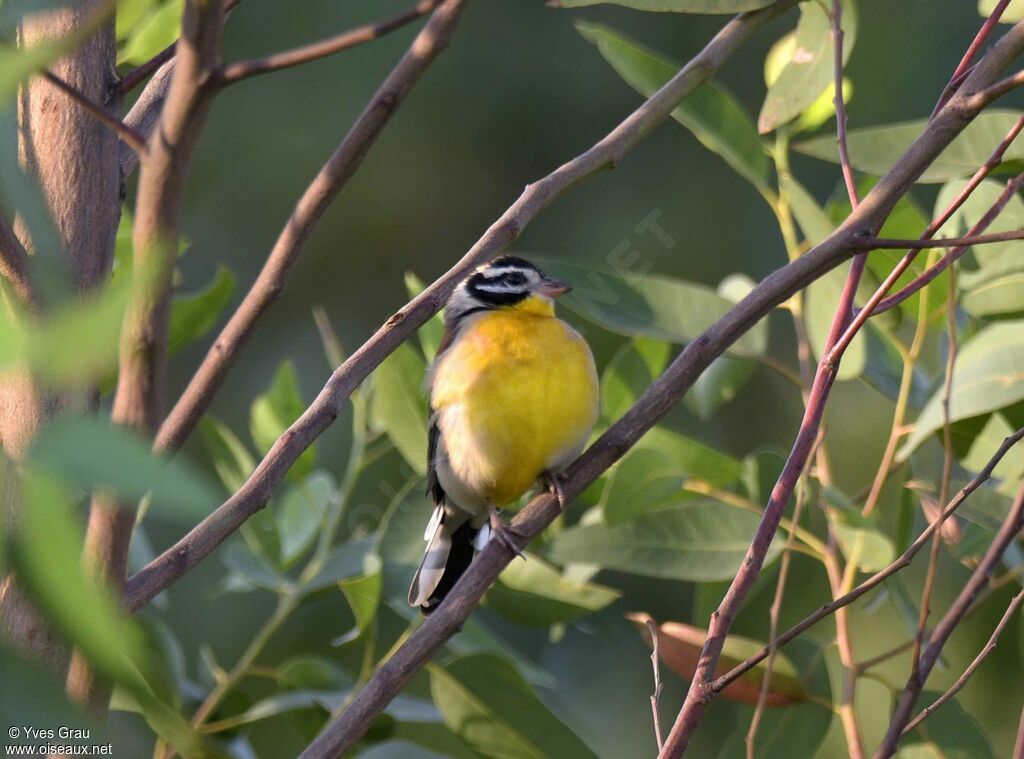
(902, 587, 1024, 736)
(876, 480, 1024, 757)
(669, 3, 870, 754)
(932, 0, 1012, 116)
(153, 0, 469, 457)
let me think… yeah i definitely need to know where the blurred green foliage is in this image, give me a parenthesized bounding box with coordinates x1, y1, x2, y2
(3, 0, 1024, 757)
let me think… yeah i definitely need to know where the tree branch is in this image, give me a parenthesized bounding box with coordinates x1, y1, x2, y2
(153, 0, 468, 457)
(217, 0, 439, 85)
(122, 0, 803, 616)
(40, 70, 148, 156)
(707, 426, 1024, 695)
(876, 479, 1024, 757)
(66, 0, 226, 710)
(901, 587, 1024, 736)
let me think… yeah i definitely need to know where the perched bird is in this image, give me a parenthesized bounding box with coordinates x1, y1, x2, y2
(408, 256, 599, 614)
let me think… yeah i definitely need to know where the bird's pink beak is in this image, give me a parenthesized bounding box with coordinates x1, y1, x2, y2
(537, 277, 572, 298)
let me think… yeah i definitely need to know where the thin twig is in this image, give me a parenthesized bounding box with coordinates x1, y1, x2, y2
(40, 70, 148, 156)
(876, 480, 1024, 757)
(645, 618, 665, 752)
(911, 256, 959, 675)
(902, 588, 1024, 736)
(970, 68, 1024, 108)
(125, 0, 802, 613)
(871, 169, 1024, 314)
(931, 0, 1012, 116)
(218, 0, 439, 84)
(707, 426, 1024, 695)
(865, 227, 1024, 249)
(746, 448, 813, 759)
(0, 214, 40, 311)
(153, 0, 467, 456)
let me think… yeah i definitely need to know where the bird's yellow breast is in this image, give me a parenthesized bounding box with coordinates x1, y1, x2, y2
(431, 299, 598, 507)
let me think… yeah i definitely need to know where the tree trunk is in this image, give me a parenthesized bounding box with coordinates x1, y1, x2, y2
(0, 1, 120, 670)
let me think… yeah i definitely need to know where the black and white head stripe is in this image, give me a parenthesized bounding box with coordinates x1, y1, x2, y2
(445, 256, 548, 323)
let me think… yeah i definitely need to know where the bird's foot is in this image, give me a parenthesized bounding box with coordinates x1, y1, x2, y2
(543, 470, 569, 511)
(488, 506, 527, 559)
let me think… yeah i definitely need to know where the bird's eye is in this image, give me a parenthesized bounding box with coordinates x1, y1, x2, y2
(503, 272, 526, 286)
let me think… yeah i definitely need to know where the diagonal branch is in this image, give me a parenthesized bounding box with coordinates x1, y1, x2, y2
(122, 0, 803, 616)
(40, 70, 148, 155)
(218, 0, 440, 85)
(153, 0, 468, 457)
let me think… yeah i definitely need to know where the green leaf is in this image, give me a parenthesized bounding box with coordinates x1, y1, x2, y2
(12, 474, 202, 753)
(29, 415, 219, 520)
(251, 361, 315, 481)
(221, 542, 284, 593)
(335, 553, 383, 645)
(900, 690, 995, 758)
(795, 110, 1024, 182)
(900, 320, 1024, 457)
(168, 266, 235, 354)
(979, 0, 1024, 24)
(405, 272, 445, 362)
(758, 0, 857, 134)
(277, 472, 336, 566)
(577, 22, 769, 191)
(484, 555, 620, 627)
(554, 0, 775, 12)
(306, 538, 376, 593)
(538, 259, 768, 355)
(962, 272, 1024, 317)
(370, 342, 429, 474)
(547, 500, 780, 580)
(601, 338, 670, 422)
(200, 416, 256, 494)
(429, 654, 596, 758)
(823, 489, 895, 571)
(118, 0, 183, 65)
(685, 276, 757, 417)
(276, 656, 352, 691)
(600, 427, 741, 523)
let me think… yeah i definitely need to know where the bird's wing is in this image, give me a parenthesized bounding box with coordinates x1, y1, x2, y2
(425, 320, 458, 505)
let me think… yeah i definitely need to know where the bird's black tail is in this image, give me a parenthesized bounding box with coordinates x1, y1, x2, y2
(408, 514, 478, 615)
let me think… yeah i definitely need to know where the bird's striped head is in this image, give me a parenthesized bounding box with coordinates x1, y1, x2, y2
(445, 256, 571, 324)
